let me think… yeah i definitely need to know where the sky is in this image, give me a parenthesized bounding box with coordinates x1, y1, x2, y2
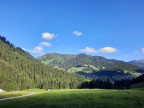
(0, 0, 144, 61)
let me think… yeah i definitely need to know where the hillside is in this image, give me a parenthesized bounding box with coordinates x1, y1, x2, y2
(38, 53, 144, 80)
(129, 59, 144, 67)
(0, 36, 84, 91)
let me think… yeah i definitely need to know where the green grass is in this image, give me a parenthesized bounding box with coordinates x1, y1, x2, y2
(0, 89, 144, 108)
(89, 65, 100, 71)
(68, 66, 86, 73)
(68, 64, 99, 73)
(0, 92, 28, 99)
(41, 57, 63, 65)
(130, 82, 144, 89)
(23, 88, 47, 92)
(123, 70, 142, 77)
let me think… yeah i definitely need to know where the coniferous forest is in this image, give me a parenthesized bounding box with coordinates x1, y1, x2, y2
(0, 36, 85, 91)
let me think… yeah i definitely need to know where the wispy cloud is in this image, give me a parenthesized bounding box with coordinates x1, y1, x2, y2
(39, 42, 51, 47)
(30, 46, 43, 53)
(73, 31, 82, 36)
(22, 32, 56, 54)
(142, 48, 144, 54)
(23, 42, 52, 54)
(80, 47, 119, 53)
(23, 46, 43, 53)
(42, 32, 56, 40)
(134, 51, 138, 54)
(124, 55, 128, 58)
(41, 53, 45, 56)
(80, 47, 97, 53)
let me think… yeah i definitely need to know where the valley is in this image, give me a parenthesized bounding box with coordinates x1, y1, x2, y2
(1, 0, 144, 108)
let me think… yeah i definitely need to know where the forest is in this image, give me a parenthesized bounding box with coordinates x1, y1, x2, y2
(0, 36, 85, 91)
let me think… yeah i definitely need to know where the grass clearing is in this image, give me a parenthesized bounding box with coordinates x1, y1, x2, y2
(0, 89, 144, 108)
(0, 91, 28, 99)
(68, 67, 85, 73)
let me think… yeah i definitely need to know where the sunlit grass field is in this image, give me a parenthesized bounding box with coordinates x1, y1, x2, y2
(0, 91, 28, 99)
(23, 88, 47, 92)
(0, 89, 144, 108)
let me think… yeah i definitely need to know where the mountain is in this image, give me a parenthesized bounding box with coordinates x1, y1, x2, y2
(0, 36, 84, 91)
(38, 53, 144, 80)
(129, 59, 144, 67)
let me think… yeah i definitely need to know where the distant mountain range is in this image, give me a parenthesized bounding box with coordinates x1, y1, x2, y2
(38, 53, 144, 80)
(129, 59, 144, 67)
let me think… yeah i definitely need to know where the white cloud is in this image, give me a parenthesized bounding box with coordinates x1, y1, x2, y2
(42, 32, 55, 40)
(134, 51, 138, 54)
(142, 48, 144, 54)
(22, 33, 54, 54)
(73, 31, 82, 36)
(30, 46, 43, 53)
(22, 48, 27, 50)
(80, 47, 118, 53)
(80, 47, 97, 53)
(22, 48, 31, 52)
(124, 55, 128, 58)
(98, 47, 118, 53)
(22, 42, 52, 54)
(39, 42, 51, 47)
(41, 53, 45, 56)
(22, 46, 43, 53)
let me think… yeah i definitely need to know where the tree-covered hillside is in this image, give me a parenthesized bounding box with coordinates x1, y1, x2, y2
(0, 36, 85, 91)
(114, 74, 144, 89)
(38, 53, 144, 80)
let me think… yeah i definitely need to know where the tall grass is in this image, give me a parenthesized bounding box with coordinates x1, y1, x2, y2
(0, 89, 144, 108)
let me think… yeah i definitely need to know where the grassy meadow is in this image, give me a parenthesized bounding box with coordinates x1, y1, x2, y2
(0, 89, 144, 108)
(0, 91, 28, 99)
(22, 88, 47, 92)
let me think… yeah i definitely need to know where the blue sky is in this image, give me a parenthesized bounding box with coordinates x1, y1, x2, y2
(0, 0, 144, 61)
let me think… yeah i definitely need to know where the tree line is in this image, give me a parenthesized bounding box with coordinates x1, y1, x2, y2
(79, 78, 114, 89)
(79, 74, 144, 89)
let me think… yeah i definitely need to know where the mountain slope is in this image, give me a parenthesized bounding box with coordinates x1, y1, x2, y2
(38, 53, 144, 80)
(129, 59, 144, 67)
(0, 36, 84, 91)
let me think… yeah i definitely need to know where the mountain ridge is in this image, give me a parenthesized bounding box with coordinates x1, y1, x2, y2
(129, 59, 144, 67)
(38, 53, 144, 80)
